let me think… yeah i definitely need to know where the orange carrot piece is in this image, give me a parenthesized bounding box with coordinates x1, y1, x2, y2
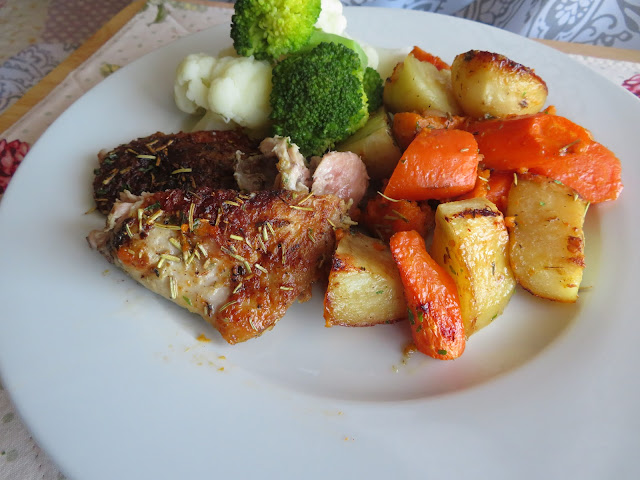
(384, 128, 479, 200)
(410, 46, 451, 71)
(485, 170, 513, 213)
(389, 230, 465, 360)
(361, 195, 435, 242)
(455, 168, 491, 201)
(467, 113, 623, 203)
(392, 112, 467, 150)
(454, 169, 513, 213)
(392, 112, 428, 151)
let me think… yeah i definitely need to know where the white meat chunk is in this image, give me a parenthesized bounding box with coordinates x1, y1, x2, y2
(259, 136, 311, 192)
(311, 151, 369, 211)
(233, 150, 278, 192)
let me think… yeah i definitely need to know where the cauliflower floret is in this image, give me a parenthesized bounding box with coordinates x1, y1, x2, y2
(315, 0, 347, 35)
(207, 55, 273, 130)
(174, 53, 219, 114)
(174, 53, 273, 131)
(192, 110, 240, 132)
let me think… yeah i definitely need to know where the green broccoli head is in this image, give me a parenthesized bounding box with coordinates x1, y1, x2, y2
(363, 67, 383, 113)
(269, 42, 370, 157)
(231, 0, 322, 62)
(304, 29, 369, 70)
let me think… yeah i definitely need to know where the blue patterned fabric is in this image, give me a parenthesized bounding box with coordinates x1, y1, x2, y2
(340, 0, 640, 49)
(0, 43, 76, 112)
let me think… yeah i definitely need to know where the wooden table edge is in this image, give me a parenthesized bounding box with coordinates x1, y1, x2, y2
(536, 39, 640, 63)
(1, 1, 638, 134)
(0, 1, 233, 134)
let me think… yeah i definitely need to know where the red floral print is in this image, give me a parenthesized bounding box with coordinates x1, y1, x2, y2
(0, 139, 30, 194)
(622, 74, 640, 98)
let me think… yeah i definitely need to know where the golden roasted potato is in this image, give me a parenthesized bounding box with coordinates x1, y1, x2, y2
(506, 173, 588, 302)
(383, 52, 462, 116)
(324, 230, 407, 327)
(336, 108, 402, 180)
(450, 50, 548, 119)
(430, 197, 515, 336)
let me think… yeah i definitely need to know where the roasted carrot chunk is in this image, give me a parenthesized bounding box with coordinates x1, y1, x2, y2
(455, 168, 491, 201)
(390, 230, 465, 360)
(485, 170, 514, 213)
(392, 112, 428, 151)
(409, 46, 451, 71)
(392, 112, 467, 150)
(467, 113, 623, 203)
(453, 169, 514, 213)
(361, 194, 435, 242)
(384, 128, 479, 200)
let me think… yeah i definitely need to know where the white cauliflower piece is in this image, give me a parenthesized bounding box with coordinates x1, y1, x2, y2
(192, 110, 240, 132)
(316, 0, 347, 35)
(174, 53, 218, 114)
(174, 53, 273, 131)
(207, 55, 273, 130)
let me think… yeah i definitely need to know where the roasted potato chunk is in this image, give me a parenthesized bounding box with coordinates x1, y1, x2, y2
(383, 52, 462, 116)
(430, 197, 515, 336)
(506, 173, 588, 302)
(451, 50, 548, 119)
(336, 108, 402, 180)
(324, 230, 407, 327)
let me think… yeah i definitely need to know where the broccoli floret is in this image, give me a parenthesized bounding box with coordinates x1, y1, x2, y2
(304, 29, 369, 69)
(269, 42, 370, 157)
(363, 67, 383, 113)
(231, 0, 322, 62)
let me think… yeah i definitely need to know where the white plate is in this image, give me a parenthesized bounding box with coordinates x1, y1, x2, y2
(1, 7, 639, 480)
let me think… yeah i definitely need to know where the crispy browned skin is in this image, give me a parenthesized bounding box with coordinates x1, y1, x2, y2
(91, 188, 347, 344)
(92, 130, 263, 215)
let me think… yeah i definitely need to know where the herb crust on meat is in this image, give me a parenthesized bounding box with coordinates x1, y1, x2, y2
(92, 130, 264, 215)
(88, 188, 349, 344)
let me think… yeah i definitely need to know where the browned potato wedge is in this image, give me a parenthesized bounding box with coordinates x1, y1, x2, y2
(451, 50, 548, 119)
(430, 197, 515, 336)
(336, 108, 402, 180)
(506, 174, 588, 302)
(324, 230, 407, 327)
(383, 53, 463, 115)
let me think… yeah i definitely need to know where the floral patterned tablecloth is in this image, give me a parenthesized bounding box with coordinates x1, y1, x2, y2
(0, 1, 639, 479)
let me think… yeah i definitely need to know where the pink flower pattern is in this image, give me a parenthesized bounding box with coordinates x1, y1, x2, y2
(622, 74, 640, 99)
(0, 139, 30, 195)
